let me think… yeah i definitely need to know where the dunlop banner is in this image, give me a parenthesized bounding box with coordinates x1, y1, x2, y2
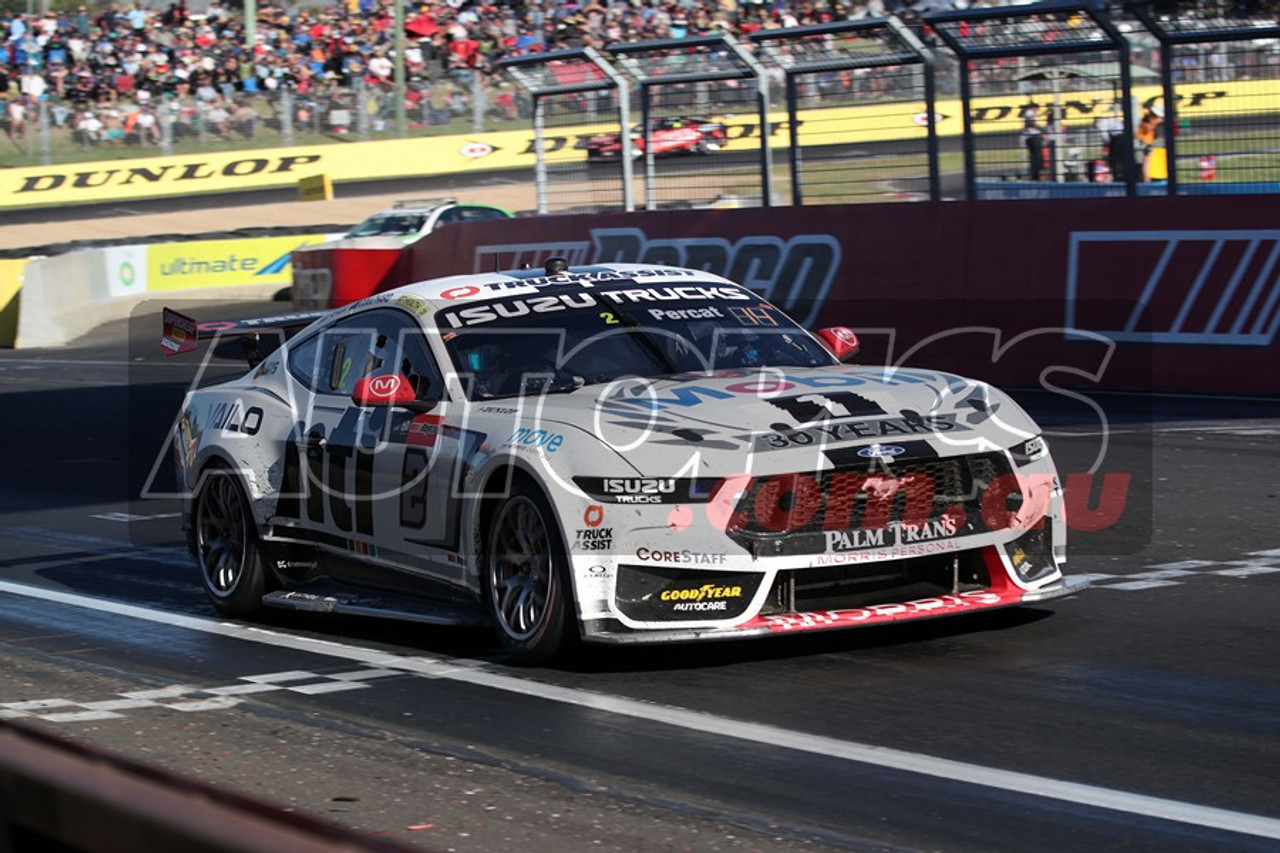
(0, 131, 540, 210)
(1, 79, 1270, 210)
(145, 233, 336, 291)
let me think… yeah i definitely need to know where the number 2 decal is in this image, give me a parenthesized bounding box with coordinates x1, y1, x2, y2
(599, 311, 619, 325)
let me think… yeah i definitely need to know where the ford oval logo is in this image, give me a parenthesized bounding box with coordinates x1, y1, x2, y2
(857, 444, 906, 459)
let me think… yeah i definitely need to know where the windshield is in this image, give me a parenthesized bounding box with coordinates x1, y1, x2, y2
(345, 212, 429, 238)
(435, 278, 836, 400)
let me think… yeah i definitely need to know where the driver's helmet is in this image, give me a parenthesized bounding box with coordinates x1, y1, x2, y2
(465, 343, 504, 373)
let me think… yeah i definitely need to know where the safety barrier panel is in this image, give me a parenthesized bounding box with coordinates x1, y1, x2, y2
(294, 193, 1279, 397)
(13, 233, 336, 349)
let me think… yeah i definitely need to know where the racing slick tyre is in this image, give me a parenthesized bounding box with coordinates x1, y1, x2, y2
(485, 481, 577, 665)
(193, 464, 267, 617)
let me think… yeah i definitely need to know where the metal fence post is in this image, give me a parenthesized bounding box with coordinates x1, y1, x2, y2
(281, 87, 294, 147)
(641, 84, 655, 211)
(958, 58, 976, 201)
(472, 71, 485, 133)
(38, 99, 51, 166)
(1160, 45, 1179, 196)
(534, 95, 548, 215)
(160, 101, 173, 155)
(356, 78, 371, 140)
(786, 73, 801, 206)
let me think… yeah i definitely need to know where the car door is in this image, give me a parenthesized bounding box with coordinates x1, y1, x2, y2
(275, 307, 467, 594)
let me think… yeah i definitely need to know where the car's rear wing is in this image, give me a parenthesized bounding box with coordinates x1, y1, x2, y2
(161, 306, 327, 367)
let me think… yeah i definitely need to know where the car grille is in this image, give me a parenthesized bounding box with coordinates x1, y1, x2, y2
(726, 452, 1013, 556)
(759, 549, 992, 615)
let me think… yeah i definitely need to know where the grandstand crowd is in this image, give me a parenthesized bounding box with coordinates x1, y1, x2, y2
(0, 1, 1273, 147)
(0, 0, 874, 145)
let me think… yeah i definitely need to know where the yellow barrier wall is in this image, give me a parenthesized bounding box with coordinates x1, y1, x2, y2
(0, 259, 25, 347)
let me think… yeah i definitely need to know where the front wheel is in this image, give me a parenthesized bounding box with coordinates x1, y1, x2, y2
(193, 466, 266, 617)
(485, 483, 576, 664)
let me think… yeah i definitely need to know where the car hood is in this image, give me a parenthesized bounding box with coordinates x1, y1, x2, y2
(523, 366, 1040, 477)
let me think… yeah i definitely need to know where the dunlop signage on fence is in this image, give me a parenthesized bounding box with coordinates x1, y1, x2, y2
(1, 80, 1271, 210)
(0, 132, 538, 209)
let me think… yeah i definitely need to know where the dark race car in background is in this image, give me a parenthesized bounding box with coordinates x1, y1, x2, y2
(586, 117, 729, 161)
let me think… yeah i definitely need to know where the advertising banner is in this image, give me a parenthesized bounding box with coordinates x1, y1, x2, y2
(145, 234, 335, 292)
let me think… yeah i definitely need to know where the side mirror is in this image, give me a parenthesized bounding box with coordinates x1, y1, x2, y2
(351, 373, 418, 407)
(817, 327, 860, 362)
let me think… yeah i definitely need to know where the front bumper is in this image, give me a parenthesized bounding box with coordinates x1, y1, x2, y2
(579, 560, 1088, 646)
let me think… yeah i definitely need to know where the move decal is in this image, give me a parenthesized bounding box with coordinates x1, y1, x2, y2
(598, 369, 939, 415)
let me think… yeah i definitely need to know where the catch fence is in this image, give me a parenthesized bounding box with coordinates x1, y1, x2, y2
(3, 1, 1275, 211)
(496, 0, 1279, 210)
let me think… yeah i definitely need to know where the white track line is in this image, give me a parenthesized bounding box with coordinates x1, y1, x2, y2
(1, 579, 1277, 842)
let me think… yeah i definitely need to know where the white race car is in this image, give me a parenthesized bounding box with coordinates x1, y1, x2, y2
(166, 261, 1085, 663)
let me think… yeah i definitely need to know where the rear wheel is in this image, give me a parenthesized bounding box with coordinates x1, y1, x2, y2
(485, 482, 575, 664)
(193, 466, 266, 617)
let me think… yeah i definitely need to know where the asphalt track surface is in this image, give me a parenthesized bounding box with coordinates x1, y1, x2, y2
(1, 302, 1279, 852)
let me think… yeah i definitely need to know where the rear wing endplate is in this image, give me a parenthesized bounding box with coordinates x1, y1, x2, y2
(161, 306, 328, 366)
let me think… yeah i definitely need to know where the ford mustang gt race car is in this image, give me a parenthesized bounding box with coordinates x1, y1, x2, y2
(166, 260, 1085, 663)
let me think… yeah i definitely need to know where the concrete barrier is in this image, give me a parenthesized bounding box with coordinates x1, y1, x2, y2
(13, 232, 338, 349)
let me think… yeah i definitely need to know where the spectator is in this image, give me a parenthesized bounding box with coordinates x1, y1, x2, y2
(1135, 102, 1164, 182)
(6, 96, 28, 140)
(1022, 121, 1045, 182)
(1096, 106, 1125, 183)
(230, 98, 258, 138)
(205, 100, 231, 138)
(73, 108, 103, 146)
(134, 103, 160, 144)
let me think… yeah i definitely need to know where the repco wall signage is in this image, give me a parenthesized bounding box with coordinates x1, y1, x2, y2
(475, 226, 842, 329)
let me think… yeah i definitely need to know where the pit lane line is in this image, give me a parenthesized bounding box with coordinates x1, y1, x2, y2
(1, 579, 1278, 843)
